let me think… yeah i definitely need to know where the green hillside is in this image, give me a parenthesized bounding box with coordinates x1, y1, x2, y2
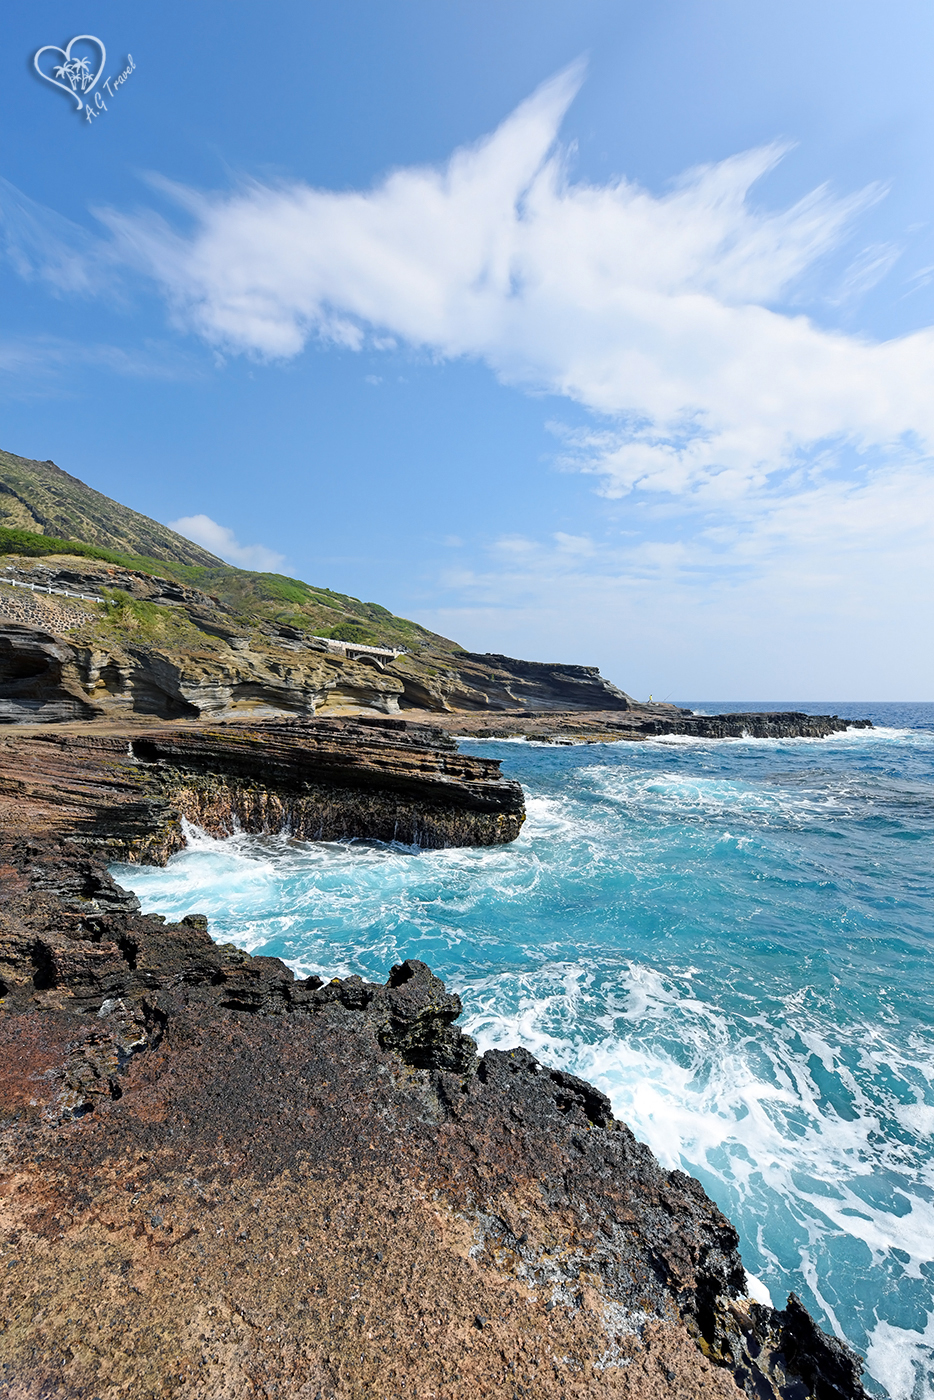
(0, 525, 445, 654)
(0, 449, 223, 568)
(0, 453, 631, 718)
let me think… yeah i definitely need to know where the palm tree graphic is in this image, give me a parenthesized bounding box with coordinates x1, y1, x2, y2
(53, 56, 94, 91)
(73, 57, 94, 89)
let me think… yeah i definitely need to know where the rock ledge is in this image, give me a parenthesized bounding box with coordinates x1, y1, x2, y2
(0, 726, 868, 1399)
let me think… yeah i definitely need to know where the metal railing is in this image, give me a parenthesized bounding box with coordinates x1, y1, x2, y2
(310, 635, 404, 658)
(0, 575, 406, 657)
(0, 574, 103, 604)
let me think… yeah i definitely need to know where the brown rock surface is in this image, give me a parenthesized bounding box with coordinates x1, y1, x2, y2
(0, 559, 633, 724)
(0, 715, 526, 859)
(0, 724, 868, 1399)
(0, 560, 871, 739)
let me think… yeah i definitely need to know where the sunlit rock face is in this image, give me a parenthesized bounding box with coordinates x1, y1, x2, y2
(0, 549, 639, 725)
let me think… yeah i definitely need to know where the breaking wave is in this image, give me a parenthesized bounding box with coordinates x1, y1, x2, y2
(112, 706, 934, 1398)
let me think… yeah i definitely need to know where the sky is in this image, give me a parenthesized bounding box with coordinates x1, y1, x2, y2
(2, 2, 933, 700)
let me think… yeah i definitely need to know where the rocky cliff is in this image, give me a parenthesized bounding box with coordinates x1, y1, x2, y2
(0, 553, 636, 723)
(0, 716, 526, 858)
(0, 560, 873, 741)
(0, 453, 875, 741)
(0, 730, 868, 1399)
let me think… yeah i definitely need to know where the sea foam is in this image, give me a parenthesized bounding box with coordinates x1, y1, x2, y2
(113, 709, 934, 1399)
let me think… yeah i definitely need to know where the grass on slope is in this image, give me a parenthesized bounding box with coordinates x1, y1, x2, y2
(0, 448, 223, 568)
(0, 525, 449, 654)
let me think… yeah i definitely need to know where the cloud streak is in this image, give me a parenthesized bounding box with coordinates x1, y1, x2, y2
(4, 66, 933, 690)
(6, 66, 931, 505)
(0, 176, 114, 298)
(421, 453, 934, 698)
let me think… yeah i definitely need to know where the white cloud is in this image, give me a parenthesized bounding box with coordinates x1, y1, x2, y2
(94, 62, 934, 511)
(0, 176, 113, 297)
(829, 242, 902, 306)
(168, 514, 284, 571)
(0, 333, 200, 399)
(6, 67, 933, 691)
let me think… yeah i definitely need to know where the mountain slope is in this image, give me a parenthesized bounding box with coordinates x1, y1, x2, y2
(0, 448, 639, 722)
(0, 449, 224, 568)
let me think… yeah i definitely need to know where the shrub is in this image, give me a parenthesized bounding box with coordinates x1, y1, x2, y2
(328, 621, 378, 644)
(99, 588, 164, 635)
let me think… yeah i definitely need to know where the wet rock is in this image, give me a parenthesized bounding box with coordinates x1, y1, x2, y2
(0, 716, 526, 863)
(420, 708, 873, 743)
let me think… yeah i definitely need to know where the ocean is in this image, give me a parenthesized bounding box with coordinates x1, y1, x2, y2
(111, 701, 934, 1400)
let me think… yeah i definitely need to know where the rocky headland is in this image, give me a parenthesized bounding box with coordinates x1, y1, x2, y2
(0, 716, 526, 860)
(415, 709, 872, 743)
(0, 718, 870, 1399)
(0, 450, 872, 741)
(0, 452, 873, 1395)
(0, 558, 635, 724)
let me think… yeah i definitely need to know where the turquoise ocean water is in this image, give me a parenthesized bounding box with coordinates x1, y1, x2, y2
(112, 702, 934, 1399)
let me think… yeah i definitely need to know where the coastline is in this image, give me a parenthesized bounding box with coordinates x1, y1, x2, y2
(399, 706, 872, 744)
(0, 716, 870, 1398)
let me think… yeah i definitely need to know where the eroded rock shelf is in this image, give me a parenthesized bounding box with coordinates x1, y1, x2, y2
(0, 719, 868, 1399)
(0, 715, 526, 861)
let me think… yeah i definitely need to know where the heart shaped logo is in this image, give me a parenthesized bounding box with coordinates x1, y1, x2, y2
(34, 35, 106, 111)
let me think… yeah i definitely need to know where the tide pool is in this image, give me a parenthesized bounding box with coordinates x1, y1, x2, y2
(111, 703, 934, 1399)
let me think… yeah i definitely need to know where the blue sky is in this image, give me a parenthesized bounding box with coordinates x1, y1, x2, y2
(2, 2, 933, 699)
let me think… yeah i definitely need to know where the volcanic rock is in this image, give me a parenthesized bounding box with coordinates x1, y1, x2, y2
(0, 724, 868, 1399)
(0, 715, 526, 859)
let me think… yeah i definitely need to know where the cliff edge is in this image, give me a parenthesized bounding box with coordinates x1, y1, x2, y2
(0, 723, 868, 1399)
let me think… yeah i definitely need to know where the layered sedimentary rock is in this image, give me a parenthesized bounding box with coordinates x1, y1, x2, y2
(0, 610, 871, 742)
(0, 556, 634, 722)
(393, 650, 636, 713)
(0, 621, 99, 723)
(0, 617, 406, 724)
(0, 716, 526, 858)
(0, 812, 868, 1399)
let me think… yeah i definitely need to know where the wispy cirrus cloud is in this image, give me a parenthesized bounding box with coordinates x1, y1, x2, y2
(0, 333, 202, 401)
(829, 241, 902, 307)
(0, 176, 114, 298)
(82, 64, 934, 524)
(6, 65, 932, 504)
(422, 453, 934, 697)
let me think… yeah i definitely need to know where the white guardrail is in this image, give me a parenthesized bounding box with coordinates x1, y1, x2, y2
(0, 574, 104, 603)
(0, 576, 407, 657)
(310, 635, 405, 660)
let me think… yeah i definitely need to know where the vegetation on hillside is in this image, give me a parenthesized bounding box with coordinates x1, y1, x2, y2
(0, 449, 458, 656)
(0, 449, 223, 568)
(0, 524, 451, 655)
